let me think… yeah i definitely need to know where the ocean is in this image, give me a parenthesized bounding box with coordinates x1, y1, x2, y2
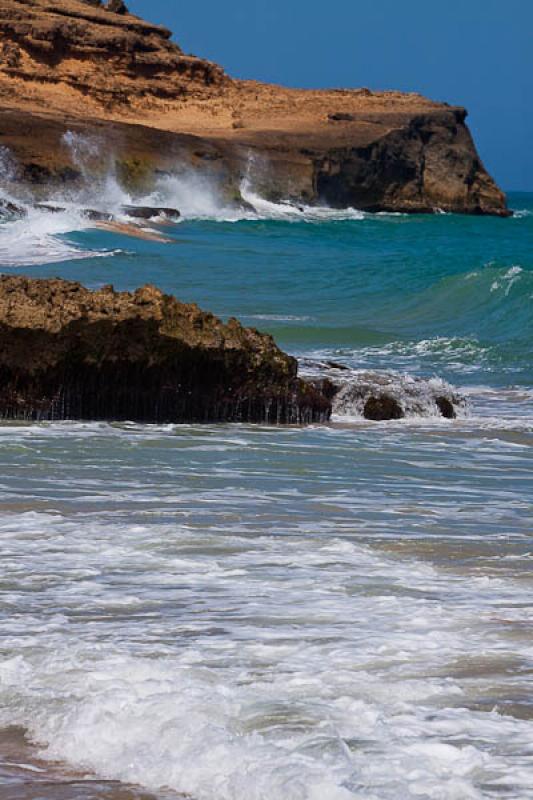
(0, 178, 532, 799)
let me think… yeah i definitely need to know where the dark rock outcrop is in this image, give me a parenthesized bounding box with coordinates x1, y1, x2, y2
(0, 276, 331, 424)
(315, 109, 507, 215)
(120, 205, 181, 221)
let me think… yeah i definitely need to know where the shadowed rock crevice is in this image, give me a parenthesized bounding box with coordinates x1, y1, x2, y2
(0, 277, 331, 423)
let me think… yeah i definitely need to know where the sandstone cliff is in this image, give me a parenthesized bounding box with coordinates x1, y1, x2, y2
(0, 0, 508, 215)
(0, 276, 331, 423)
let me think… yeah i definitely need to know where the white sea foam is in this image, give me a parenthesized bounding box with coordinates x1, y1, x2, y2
(301, 337, 500, 376)
(490, 265, 523, 295)
(0, 202, 120, 267)
(331, 371, 466, 421)
(298, 357, 467, 421)
(0, 138, 374, 266)
(247, 314, 314, 322)
(0, 501, 532, 800)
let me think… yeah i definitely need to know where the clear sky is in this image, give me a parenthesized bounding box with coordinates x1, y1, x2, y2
(129, 0, 531, 191)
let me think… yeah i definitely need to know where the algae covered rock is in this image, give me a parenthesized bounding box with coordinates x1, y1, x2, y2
(0, 277, 331, 424)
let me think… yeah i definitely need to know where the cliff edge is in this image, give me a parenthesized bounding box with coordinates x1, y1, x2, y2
(0, 0, 508, 215)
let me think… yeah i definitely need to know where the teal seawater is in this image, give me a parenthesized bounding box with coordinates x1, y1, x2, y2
(0, 193, 532, 800)
(2, 193, 531, 388)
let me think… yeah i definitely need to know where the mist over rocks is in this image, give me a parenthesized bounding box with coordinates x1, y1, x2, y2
(0, 276, 332, 424)
(0, 0, 509, 216)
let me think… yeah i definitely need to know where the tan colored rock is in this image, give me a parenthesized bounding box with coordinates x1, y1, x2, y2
(0, 0, 508, 215)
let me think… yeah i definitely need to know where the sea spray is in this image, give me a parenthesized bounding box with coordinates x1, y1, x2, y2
(0, 145, 17, 185)
(299, 359, 467, 420)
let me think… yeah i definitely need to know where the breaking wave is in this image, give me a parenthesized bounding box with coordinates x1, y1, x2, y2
(0, 204, 117, 267)
(0, 136, 395, 267)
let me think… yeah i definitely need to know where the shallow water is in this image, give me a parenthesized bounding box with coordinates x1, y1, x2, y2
(0, 176, 531, 799)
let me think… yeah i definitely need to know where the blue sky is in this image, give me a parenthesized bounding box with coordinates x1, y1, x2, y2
(129, 0, 531, 191)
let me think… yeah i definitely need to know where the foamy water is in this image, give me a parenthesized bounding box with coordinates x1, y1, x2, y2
(0, 135, 377, 268)
(0, 146, 532, 799)
(0, 420, 532, 800)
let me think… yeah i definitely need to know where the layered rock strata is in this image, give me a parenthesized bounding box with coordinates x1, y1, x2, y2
(0, 0, 508, 215)
(0, 276, 331, 423)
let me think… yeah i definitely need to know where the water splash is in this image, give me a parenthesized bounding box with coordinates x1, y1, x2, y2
(299, 359, 467, 421)
(331, 371, 467, 421)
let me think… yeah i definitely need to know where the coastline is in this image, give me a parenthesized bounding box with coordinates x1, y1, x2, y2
(0, 3, 531, 798)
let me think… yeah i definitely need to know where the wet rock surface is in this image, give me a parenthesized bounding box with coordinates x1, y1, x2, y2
(436, 395, 457, 419)
(32, 203, 180, 222)
(363, 394, 405, 421)
(120, 205, 181, 221)
(0, 277, 332, 424)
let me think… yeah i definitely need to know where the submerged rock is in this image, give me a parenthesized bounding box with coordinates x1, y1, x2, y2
(120, 205, 181, 221)
(435, 395, 456, 419)
(0, 277, 331, 424)
(0, 198, 26, 220)
(364, 394, 405, 421)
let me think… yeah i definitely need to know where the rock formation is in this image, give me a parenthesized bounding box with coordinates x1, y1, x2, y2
(0, 0, 509, 215)
(0, 276, 331, 423)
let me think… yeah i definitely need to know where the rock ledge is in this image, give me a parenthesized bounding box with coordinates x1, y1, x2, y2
(0, 276, 331, 423)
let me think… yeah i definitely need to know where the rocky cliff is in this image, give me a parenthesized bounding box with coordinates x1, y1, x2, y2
(0, 0, 508, 215)
(0, 276, 331, 423)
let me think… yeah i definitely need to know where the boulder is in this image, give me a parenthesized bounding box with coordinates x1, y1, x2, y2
(436, 396, 456, 419)
(106, 0, 127, 13)
(0, 277, 331, 424)
(363, 394, 405, 421)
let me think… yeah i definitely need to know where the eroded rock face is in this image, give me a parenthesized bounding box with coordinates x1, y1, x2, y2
(315, 109, 508, 216)
(0, 0, 226, 105)
(0, 276, 331, 423)
(0, 0, 508, 215)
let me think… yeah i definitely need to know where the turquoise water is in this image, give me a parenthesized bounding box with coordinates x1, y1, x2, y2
(0, 190, 532, 799)
(2, 194, 531, 385)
